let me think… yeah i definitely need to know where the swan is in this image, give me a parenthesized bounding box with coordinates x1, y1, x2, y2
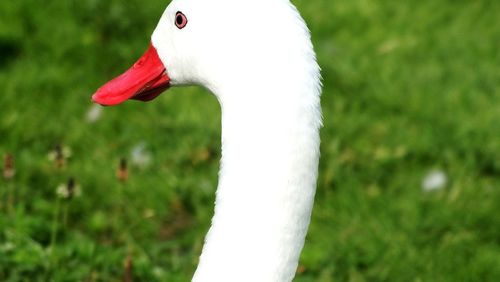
(92, 0, 322, 281)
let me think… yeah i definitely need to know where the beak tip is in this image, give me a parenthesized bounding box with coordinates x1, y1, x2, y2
(91, 93, 101, 104)
(91, 92, 109, 106)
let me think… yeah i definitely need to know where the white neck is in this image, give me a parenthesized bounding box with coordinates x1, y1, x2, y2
(193, 59, 322, 281)
(167, 1, 324, 280)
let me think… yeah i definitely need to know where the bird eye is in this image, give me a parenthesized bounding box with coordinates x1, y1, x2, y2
(175, 12, 188, 29)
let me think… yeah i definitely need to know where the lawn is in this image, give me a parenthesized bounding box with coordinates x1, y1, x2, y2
(0, 0, 499, 281)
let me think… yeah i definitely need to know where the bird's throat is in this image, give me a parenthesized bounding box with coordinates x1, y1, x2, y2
(192, 88, 322, 282)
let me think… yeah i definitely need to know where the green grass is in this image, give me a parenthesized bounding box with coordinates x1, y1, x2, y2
(0, 0, 499, 281)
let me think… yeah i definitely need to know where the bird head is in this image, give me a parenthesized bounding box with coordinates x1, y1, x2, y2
(92, 0, 314, 106)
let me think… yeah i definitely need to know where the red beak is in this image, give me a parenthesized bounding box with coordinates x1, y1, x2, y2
(92, 43, 170, 106)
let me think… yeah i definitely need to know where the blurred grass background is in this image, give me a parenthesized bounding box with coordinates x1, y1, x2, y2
(0, 0, 499, 281)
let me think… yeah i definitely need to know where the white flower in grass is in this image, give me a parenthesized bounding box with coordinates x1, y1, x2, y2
(131, 142, 152, 169)
(56, 178, 81, 199)
(422, 170, 448, 192)
(48, 145, 72, 168)
(86, 104, 103, 123)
